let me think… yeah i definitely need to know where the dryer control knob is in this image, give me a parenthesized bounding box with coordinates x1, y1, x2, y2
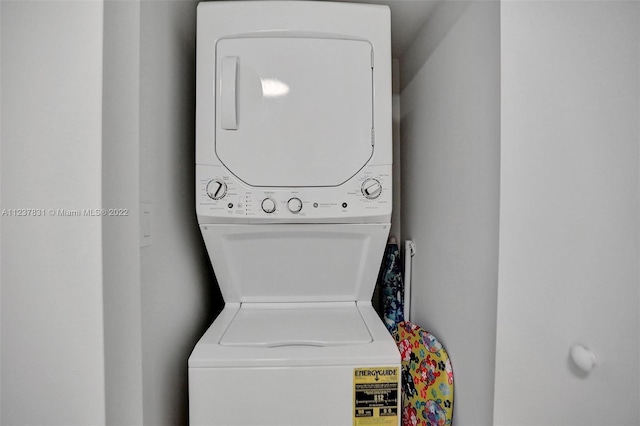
(361, 178, 382, 199)
(287, 197, 303, 213)
(206, 179, 227, 200)
(261, 198, 276, 213)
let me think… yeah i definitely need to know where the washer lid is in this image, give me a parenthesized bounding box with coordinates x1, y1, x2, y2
(219, 303, 372, 347)
(215, 37, 374, 187)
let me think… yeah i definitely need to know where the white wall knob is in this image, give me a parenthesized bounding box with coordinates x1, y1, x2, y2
(570, 345, 598, 373)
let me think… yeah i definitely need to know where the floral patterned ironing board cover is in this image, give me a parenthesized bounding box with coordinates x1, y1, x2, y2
(393, 321, 454, 426)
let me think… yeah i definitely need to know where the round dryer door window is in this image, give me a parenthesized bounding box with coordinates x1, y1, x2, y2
(215, 37, 374, 187)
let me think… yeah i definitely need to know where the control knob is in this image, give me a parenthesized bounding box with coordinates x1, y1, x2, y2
(287, 197, 303, 213)
(361, 178, 382, 199)
(206, 179, 227, 200)
(261, 198, 276, 213)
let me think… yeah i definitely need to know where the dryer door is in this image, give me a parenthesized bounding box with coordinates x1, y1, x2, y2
(215, 37, 373, 187)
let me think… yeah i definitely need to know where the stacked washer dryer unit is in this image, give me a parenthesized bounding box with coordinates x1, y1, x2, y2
(190, 2, 398, 425)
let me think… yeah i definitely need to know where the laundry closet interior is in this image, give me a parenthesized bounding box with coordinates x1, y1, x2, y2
(1, 1, 638, 425)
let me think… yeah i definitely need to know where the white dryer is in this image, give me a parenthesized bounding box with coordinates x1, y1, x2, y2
(190, 2, 399, 425)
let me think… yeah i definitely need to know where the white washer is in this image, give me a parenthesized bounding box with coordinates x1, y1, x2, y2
(190, 2, 398, 425)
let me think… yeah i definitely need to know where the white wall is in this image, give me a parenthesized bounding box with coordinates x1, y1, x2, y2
(0, 1, 106, 424)
(9, 2, 636, 425)
(0, 0, 3, 409)
(1, 1, 216, 424)
(399, 1, 500, 424)
(399, 1, 471, 91)
(494, 1, 640, 425)
(391, 58, 401, 242)
(138, 1, 218, 424)
(102, 0, 144, 424)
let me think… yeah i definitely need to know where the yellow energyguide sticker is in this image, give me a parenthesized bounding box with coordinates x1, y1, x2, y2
(353, 366, 399, 426)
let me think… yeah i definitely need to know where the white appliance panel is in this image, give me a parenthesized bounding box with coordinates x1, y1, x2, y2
(190, 366, 361, 426)
(190, 303, 400, 368)
(196, 1, 392, 169)
(200, 224, 389, 303)
(215, 37, 373, 187)
(192, 4, 395, 425)
(189, 303, 401, 425)
(196, 164, 392, 224)
(219, 304, 372, 346)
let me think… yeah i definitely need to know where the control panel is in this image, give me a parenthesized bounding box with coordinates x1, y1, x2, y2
(196, 164, 391, 223)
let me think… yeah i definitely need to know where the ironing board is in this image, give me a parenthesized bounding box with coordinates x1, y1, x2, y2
(393, 321, 454, 426)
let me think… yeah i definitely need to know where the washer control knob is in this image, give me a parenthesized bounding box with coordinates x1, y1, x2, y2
(361, 178, 382, 199)
(206, 179, 227, 200)
(287, 197, 303, 213)
(261, 198, 276, 213)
